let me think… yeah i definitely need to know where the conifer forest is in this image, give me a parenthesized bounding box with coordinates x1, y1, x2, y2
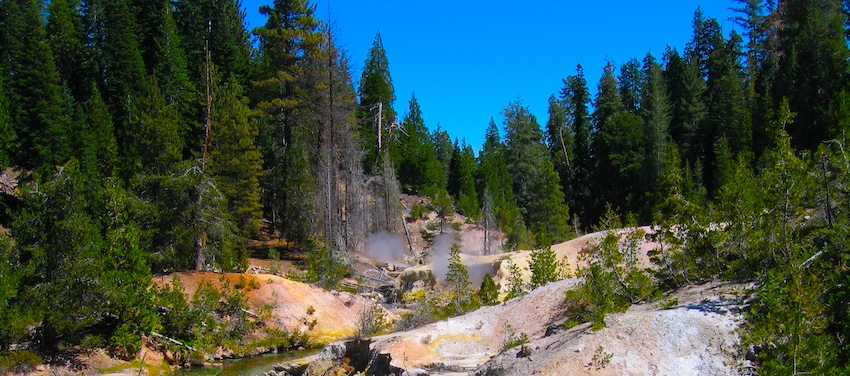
(3, 0, 850, 374)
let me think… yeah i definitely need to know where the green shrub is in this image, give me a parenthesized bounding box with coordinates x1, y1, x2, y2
(501, 324, 529, 351)
(0, 350, 43, 374)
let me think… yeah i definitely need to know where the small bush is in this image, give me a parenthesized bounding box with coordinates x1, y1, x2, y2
(411, 203, 430, 221)
(0, 350, 43, 374)
(501, 324, 529, 351)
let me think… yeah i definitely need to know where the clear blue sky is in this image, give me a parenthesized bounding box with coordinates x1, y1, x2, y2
(241, 1, 739, 152)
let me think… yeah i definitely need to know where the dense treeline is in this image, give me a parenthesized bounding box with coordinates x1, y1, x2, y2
(1, 0, 850, 373)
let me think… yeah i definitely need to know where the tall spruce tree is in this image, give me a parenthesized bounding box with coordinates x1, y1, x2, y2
(392, 93, 446, 196)
(618, 58, 643, 115)
(640, 52, 673, 212)
(209, 76, 264, 239)
(253, 0, 322, 242)
(448, 139, 480, 219)
(560, 65, 593, 229)
(774, 0, 850, 150)
(478, 117, 528, 249)
(503, 100, 570, 246)
(0, 0, 73, 170)
(358, 32, 396, 174)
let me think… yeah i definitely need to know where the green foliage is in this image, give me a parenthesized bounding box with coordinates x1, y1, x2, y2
(155, 275, 275, 357)
(501, 324, 529, 351)
(357, 32, 396, 174)
(444, 244, 477, 316)
(529, 246, 561, 290)
(478, 274, 500, 306)
(210, 75, 264, 238)
(392, 93, 447, 197)
(131, 160, 245, 272)
(410, 203, 430, 221)
(504, 260, 526, 302)
(8, 160, 156, 351)
(503, 100, 571, 245)
(302, 242, 350, 290)
(0, 350, 43, 374)
(448, 140, 480, 219)
(478, 118, 530, 250)
(566, 226, 655, 328)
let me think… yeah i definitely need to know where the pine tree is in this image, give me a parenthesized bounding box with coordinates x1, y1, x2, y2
(98, 0, 148, 147)
(664, 47, 706, 165)
(136, 0, 196, 149)
(0, 0, 73, 169)
(432, 124, 455, 182)
(640, 52, 673, 215)
(618, 58, 643, 115)
(529, 246, 560, 289)
(47, 0, 91, 103)
(393, 93, 446, 196)
(503, 100, 571, 245)
(253, 0, 322, 241)
(775, 0, 850, 150)
(445, 244, 474, 315)
(478, 274, 499, 306)
(174, 0, 252, 86)
(546, 94, 572, 205)
(129, 78, 183, 174)
(83, 84, 119, 177)
(0, 75, 15, 169)
(358, 32, 396, 174)
(478, 117, 528, 250)
(448, 140, 481, 219)
(209, 76, 264, 238)
(560, 65, 593, 228)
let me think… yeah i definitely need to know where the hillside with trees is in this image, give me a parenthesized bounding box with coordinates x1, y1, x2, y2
(2, 0, 850, 374)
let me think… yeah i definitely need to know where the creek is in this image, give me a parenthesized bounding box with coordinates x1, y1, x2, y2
(172, 350, 319, 376)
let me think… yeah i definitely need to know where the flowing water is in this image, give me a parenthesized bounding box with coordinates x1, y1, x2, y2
(172, 350, 318, 376)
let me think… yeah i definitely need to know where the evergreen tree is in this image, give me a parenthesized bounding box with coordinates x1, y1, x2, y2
(129, 78, 183, 175)
(560, 65, 593, 228)
(392, 93, 446, 196)
(503, 100, 571, 245)
(136, 0, 196, 150)
(640, 52, 673, 214)
(478, 274, 499, 306)
(253, 0, 322, 241)
(445, 244, 475, 315)
(0, 0, 73, 169)
(664, 47, 706, 165)
(618, 58, 643, 115)
(529, 246, 560, 289)
(478, 117, 528, 249)
(0, 75, 15, 169)
(432, 124, 455, 182)
(358, 32, 396, 174)
(546, 94, 572, 207)
(448, 139, 480, 219)
(98, 0, 148, 149)
(774, 0, 850, 150)
(83, 85, 119, 177)
(209, 76, 264, 239)
(47, 0, 91, 103)
(11, 160, 156, 350)
(174, 0, 252, 86)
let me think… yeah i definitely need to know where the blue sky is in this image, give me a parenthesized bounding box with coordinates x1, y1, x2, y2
(241, 1, 739, 152)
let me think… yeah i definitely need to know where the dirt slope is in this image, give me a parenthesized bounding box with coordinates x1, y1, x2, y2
(156, 272, 397, 343)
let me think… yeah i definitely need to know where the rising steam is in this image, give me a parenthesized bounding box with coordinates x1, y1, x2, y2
(363, 231, 406, 263)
